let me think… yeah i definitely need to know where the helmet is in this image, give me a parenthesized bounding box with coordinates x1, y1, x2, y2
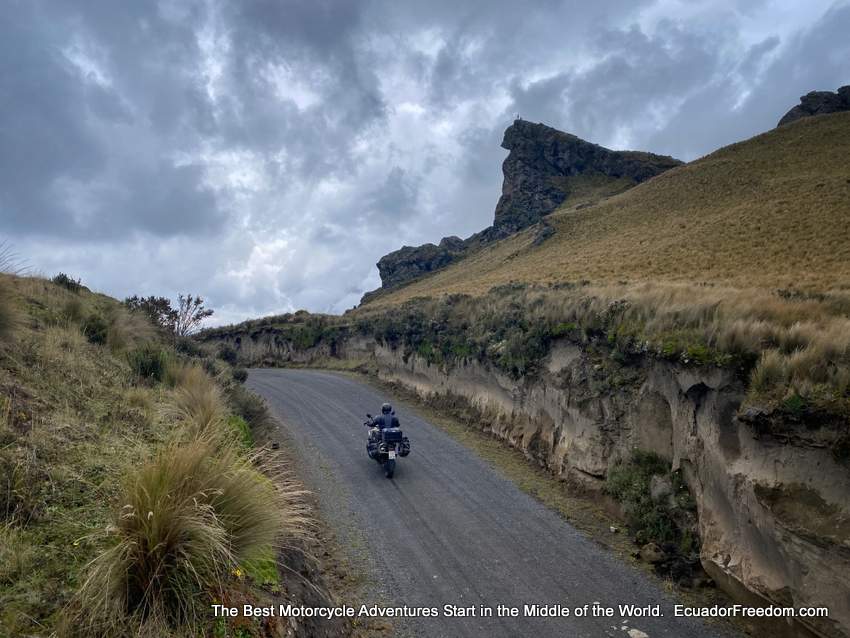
(381, 402, 392, 414)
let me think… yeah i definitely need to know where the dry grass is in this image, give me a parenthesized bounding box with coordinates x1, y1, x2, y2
(105, 305, 157, 353)
(0, 276, 19, 342)
(74, 438, 309, 637)
(356, 281, 850, 410)
(0, 273, 314, 637)
(369, 112, 850, 305)
(164, 363, 228, 439)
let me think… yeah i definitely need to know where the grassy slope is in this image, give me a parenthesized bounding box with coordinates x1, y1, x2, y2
(366, 112, 850, 306)
(1, 276, 170, 634)
(0, 276, 315, 637)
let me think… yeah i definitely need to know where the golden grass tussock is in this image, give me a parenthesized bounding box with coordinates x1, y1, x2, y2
(105, 305, 157, 353)
(74, 438, 310, 636)
(164, 362, 228, 439)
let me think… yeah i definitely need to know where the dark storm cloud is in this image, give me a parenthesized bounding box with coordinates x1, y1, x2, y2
(1, 0, 846, 322)
(0, 0, 221, 239)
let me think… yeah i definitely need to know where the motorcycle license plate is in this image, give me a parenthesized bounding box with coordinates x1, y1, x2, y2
(388, 450, 397, 459)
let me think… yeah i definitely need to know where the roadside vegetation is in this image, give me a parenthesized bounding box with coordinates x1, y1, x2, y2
(0, 273, 311, 637)
(605, 452, 701, 582)
(204, 279, 850, 422)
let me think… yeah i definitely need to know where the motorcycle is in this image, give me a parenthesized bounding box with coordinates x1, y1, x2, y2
(364, 413, 410, 479)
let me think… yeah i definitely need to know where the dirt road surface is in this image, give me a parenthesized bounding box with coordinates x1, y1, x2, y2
(249, 369, 732, 638)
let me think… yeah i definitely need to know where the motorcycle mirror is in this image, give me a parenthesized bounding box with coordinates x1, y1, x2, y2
(366, 413, 372, 418)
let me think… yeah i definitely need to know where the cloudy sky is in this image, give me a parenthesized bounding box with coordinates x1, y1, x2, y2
(1, 0, 848, 325)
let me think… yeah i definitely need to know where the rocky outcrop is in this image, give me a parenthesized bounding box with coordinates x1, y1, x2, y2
(368, 120, 681, 293)
(376, 236, 466, 289)
(493, 120, 681, 232)
(778, 86, 850, 127)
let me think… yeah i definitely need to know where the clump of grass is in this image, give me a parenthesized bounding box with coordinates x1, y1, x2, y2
(105, 306, 156, 353)
(228, 384, 276, 433)
(75, 438, 308, 635)
(751, 350, 788, 394)
(61, 297, 85, 326)
(127, 343, 169, 383)
(0, 277, 19, 342)
(166, 364, 227, 438)
(0, 524, 34, 585)
(0, 241, 27, 275)
(226, 415, 253, 450)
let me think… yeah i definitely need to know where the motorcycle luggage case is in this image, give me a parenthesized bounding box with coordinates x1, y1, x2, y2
(381, 428, 403, 443)
(400, 436, 411, 457)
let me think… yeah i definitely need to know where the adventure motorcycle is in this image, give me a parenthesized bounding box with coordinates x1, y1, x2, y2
(364, 414, 410, 479)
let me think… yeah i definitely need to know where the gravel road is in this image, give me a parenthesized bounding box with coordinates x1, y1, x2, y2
(248, 368, 732, 638)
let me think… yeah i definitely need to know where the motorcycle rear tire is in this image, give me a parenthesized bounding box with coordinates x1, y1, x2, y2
(384, 459, 395, 479)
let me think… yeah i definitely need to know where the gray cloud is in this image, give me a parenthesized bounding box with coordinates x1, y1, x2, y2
(1, 0, 847, 322)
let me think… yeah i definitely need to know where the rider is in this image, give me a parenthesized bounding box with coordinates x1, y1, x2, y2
(369, 402, 400, 430)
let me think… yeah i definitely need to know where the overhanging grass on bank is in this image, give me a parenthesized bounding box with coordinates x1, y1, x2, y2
(203, 280, 850, 420)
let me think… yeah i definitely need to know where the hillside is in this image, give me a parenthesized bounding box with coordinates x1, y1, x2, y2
(365, 111, 850, 304)
(369, 120, 681, 294)
(0, 275, 338, 638)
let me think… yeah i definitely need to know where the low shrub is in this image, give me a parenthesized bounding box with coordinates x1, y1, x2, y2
(175, 336, 206, 357)
(217, 344, 238, 365)
(82, 313, 109, 345)
(232, 367, 248, 383)
(52, 272, 83, 293)
(127, 343, 169, 383)
(605, 451, 695, 551)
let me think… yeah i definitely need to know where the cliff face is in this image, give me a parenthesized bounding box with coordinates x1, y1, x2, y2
(493, 121, 681, 232)
(369, 121, 681, 295)
(778, 86, 850, 127)
(375, 236, 466, 289)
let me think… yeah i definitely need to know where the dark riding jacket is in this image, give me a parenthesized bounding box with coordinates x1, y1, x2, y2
(370, 413, 400, 429)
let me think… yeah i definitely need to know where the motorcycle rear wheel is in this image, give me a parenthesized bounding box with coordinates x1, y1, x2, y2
(384, 458, 395, 478)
